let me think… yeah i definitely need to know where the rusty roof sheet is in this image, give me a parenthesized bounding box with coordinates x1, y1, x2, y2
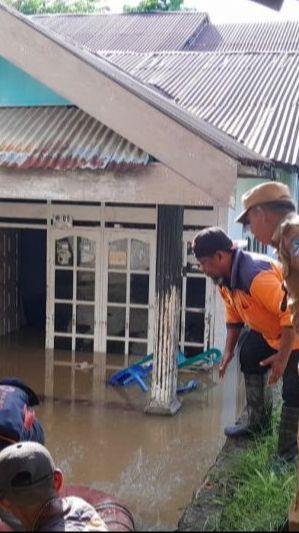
(187, 20, 299, 52)
(31, 12, 209, 53)
(0, 4, 269, 175)
(101, 51, 299, 167)
(0, 106, 149, 170)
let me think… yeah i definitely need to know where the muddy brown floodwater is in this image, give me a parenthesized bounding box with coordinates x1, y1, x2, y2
(0, 329, 244, 531)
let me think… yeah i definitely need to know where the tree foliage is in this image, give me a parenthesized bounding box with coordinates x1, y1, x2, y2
(6, 0, 109, 15)
(123, 0, 185, 13)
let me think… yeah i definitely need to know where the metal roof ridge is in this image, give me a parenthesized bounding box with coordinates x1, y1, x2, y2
(213, 19, 299, 28)
(99, 49, 299, 56)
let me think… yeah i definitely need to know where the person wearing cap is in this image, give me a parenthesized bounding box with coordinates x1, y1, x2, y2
(236, 181, 299, 522)
(0, 442, 108, 532)
(0, 378, 46, 531)
(192, 227, 299, 463)
(236, 181, 299, 334)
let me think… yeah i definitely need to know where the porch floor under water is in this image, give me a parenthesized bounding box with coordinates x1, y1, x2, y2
(0, 328, 244, 531)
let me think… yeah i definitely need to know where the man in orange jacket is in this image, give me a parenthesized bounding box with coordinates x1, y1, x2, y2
(192, 227, 299, 463)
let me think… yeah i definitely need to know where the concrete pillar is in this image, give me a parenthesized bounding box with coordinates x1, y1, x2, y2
(145, 205, 183, 416)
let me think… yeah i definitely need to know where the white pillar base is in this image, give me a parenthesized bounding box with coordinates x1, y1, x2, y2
(144, 397, 182, 416)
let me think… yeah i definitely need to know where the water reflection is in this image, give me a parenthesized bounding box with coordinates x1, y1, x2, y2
(0, 328, 243, 531)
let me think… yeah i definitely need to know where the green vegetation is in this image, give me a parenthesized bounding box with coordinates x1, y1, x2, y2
(5, 0, 109, 15)
(123, 0, 185, 13)
(217, 429, 296, 531)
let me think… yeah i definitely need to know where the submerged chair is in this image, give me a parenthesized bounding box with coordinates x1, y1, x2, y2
(108, 363, 153, 392)
(108, 348, 222, 393)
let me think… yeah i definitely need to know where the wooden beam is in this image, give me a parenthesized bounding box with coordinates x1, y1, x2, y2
(0, 164, 216, 206)
(238, 164, 271, 178)
(0, 5, 237, 204)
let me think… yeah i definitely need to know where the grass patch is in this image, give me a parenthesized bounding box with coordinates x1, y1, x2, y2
(218, 429, 296, 531)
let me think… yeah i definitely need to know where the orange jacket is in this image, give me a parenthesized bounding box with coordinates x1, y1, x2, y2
(219, 249, 299, 351)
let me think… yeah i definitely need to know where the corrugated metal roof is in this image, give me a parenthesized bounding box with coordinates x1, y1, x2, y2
(0, 3, 269, 176)
(187, 20, 299, 52)
(101, 51, 299, 166)
(32, 12, 209, 53)
(0, 106, 149, 170)
(30, 12, 298, 167)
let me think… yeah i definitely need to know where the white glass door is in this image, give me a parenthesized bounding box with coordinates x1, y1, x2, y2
(180, 234, 212, 356)
(103, 231, 155, 370)
(48, 230, 100, 361)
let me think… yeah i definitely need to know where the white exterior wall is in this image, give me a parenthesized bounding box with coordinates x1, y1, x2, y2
(0, 200, 222, 377)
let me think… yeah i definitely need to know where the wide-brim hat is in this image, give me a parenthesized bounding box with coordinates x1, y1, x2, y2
(235, 182, 294, 225)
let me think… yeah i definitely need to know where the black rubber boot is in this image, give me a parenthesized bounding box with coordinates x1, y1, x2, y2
(224, 373, 273, 438)
(277, 405, 299, 463)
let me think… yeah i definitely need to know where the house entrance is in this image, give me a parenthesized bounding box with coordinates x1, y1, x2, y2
(47, 228, 156, 373)
(0, 228, 47, 368)
(20, 230, 47, 339)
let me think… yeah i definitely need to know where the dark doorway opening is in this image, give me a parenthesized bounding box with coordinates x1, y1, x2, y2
(0, 228, 47, 384)
(19, 229, 47, 340)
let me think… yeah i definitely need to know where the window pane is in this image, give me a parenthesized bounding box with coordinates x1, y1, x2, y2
(185, 312, 205, 343)
(186, 241, 201, 273)
(129, 308, 148, 339)
(186, 277, 206, 308)
(55, 237, 74, 267)
(107, 306, 126, 337)
(76, 305, 94, 335)
(184, 346, 204, 358)
(55, 304, 72, 333)
(107, 340, 125, 356)
(131, 240, 150, 271)
(75, 338, 94, 353)
(129, 342, 148, 357)
(55, 270, 73, 300)
(77, 272, 95, 301)
(108, 240, 127, 270)
(130, 274, 149, 305)
(77, 237, 96, 268)
(108, 273, 126, 304)
(54, 337, 72, 351)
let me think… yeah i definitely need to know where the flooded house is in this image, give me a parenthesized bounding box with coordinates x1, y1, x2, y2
(0, 5, 298, 414)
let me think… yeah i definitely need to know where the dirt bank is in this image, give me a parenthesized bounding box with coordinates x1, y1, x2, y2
(178, 433, 251, 531)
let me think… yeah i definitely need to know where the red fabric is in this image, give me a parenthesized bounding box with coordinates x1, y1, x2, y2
(23, 406, 35, 431)
(63, 486, 135, 531)
(0, 521, 13, 532)
(0, 486, 135, 532)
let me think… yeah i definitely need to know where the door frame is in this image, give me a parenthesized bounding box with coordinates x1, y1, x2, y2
(181, 231, 213, 354)
(102, 228, 156, 370)
(47, 227, 100, 353)
(47, 226, 156, 373)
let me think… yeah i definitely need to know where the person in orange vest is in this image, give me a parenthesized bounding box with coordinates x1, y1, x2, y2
(192, 227, 299, 463)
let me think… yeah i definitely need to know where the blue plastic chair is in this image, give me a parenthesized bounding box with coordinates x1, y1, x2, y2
(108, 362, 153, 392)
(177, 378, 199, 394)
(108, 348, 222, 393)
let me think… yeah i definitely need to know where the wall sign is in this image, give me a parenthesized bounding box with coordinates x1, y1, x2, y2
(52, 214, 73, 229)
